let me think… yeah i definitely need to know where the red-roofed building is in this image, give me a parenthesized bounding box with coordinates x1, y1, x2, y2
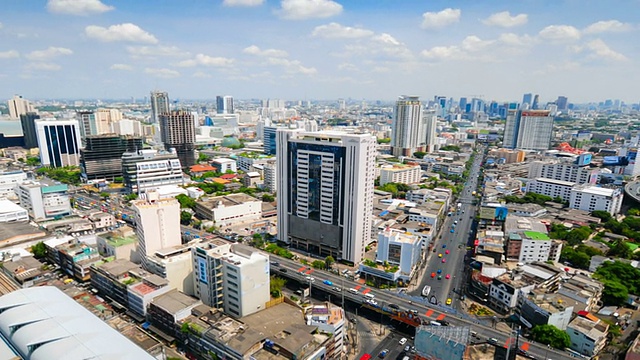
(220, 173, 237, 180)
(190, 164, 217, 176)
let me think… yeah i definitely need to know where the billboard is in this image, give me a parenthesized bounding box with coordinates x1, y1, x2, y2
(479, 206, 508, 221)
(603, 156, 629, 166)
(576, 153, 592, 166)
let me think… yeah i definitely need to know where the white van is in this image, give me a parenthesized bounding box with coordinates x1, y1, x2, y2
(364, 293, 375, 300)
(349, 288, 359, 294)
(429, 321, 442, 326)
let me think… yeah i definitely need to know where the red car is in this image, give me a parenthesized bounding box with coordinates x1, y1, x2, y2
(445, 274, 451, 279)
(431, 272, 436, 278)
(445, 250, 450, 254)
(442, 258, 446, 263)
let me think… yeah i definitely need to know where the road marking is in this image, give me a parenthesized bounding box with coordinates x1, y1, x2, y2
(521, 342, 530, 351)
(362, 288, 371, 294)
(425, 310, 434, 317)
(436, 314, 446, 321)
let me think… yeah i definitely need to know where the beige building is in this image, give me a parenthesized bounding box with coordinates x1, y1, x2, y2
(194, 193, 262, 228)
(379, 163, 422, 185)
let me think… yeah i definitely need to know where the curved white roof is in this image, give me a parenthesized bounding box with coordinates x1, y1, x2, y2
(0, 286, 154, 360)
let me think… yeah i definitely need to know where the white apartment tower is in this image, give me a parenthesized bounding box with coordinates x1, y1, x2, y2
(132, 191, 181, 270)
(570, 186, 624, 215)
(35, 119, 82, 168)
(192, 242, 270, 318)
(150, 91, 170, 123)
(529, 159, 598, 184)
(504, 110, 554, 150)
(7, 95, 35, 119)
(276, 130, 376, 264)
(391, 96, 427, 157)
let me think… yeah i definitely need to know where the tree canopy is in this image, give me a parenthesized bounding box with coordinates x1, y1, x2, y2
(31, 242, 47, 259)
(531, 324, 571, 349)
(440, 145, 461, 152)
(176, 194, 197, 209)
(503, 192, 553, 206)
(594, 261, 640, 305)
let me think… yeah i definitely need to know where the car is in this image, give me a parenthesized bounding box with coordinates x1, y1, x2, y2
(399, 337, 407, 345)
(442, 258, 446, 263)
(367, 299, 378, 306)
(460, 295, 466, 301)
(437, 269, 442, 274)
(437, 275, 442, 280)
(270, 261, 280, 266)
(442, 244, 446, 248)
(488, 338, 498, 344)
(431, 272, 436, 278)
(305, 276, 315, 282)
(438, 253, 443, 258)
(445, 249, 450, 254)
(450, 229, 455, 233)
(388, 303, 400, 310)
(378, 349, 389, 359)
(279, 268, 288, 273)
(446, 298, 452, 305)
(323, 280, 333, 286)
(333, 287, 342, 292)
(404, 345, 411, 353)
(350, 317, 357, 323)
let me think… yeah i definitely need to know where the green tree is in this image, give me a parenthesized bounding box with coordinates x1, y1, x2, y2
(377, 138, 391, 144)
(600, 280, 628, 306)
(413, 151, 427, 159)
(594, 261, 640, 297)
(124, 193, 138, 201)
(591, 210, 612, 222)
(560, 247, 591, 269)
(608, 241, 632, 259)
(565, 227, 591, 246)
(176, 194, 197, 209)
(31, 242, 47, 259)
(325, 256, 335, 269)
(180, 211, 192, 225)
(99, 192, 110, 199)
(113, 176, 124, 184)
(311, 260, 326, 269)
(440, 145, 461, 152)
(197, 152, 210, 163)
(262, 194, 275, 202)
(270, 276, 286, 298)
(252, 233, 264, 248)
(26, 157, 40, 166)
(530, 324, 571, 349)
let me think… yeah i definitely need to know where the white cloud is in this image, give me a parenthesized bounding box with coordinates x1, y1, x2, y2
(574, 39, 628, 61)
(337, 62, 358, 71)
(311, 22, 374, 39)
(461, 35, 494, 52)
(177, 54, 234, 67)
(26, 47, 72, 61)
(534, 61, 580, 75)
(421, 8, 461, 29)
(144, 67, 180, 78)
(110, 63, 132, 71)
(85, 23, 158, 44)
(127, 45, 188, 58)
(47, 0, 114, 15)
(0, 50, 19, 59)
(278, 0, 343, 20)
(267, 57, 317, 75)
(372, 33, 402, 46)
(482, 11, 528, 28)
(583, 20, 634, 34)
(25, 62, 61, 71)
(421, 35, 503, 62)
(421, 46, 461, 60)
(498, 33, 536, 47)
(192, 71, 212, 78)
(223, 0, 264, 6)
(538, 25, 581, 42)
(242, 45, 288, 58)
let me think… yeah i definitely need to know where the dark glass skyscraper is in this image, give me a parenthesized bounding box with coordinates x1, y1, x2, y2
(20, 112, 40, 149)
(159, 110, 196, 168)
(80, 135, 143, 181)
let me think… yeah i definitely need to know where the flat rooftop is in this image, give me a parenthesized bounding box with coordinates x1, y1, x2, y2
(199, 193, 259, 207)
(151, 289, 201, 315)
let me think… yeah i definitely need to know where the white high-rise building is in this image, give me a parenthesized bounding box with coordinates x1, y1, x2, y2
(35, 119, 82, 168)
(150, 91, 170, 123)
(424, 112, 437, 153)
(276, 130, 376, 264)
(216, 95, 234, 114)
(7, 95, 35, 119)
(570, 186, 624, 215)
(391, 96, 427, 157)
(192, 242, 270, 317)
(132, 191, 181, 270)
(528, 158, 598, 184)
(504, 110, 554, 150)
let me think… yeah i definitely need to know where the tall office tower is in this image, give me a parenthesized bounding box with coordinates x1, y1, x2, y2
(216, 95, 234, 114)
(150, 91, 170, 123)
(20, 112, 40, 149)
(459, 97, 468, 113)
(532, 94, 540, 110)
(77, 111, 97, 138)
(35, 119, 82, 167)
(503, 110, 553, 150)
(522, 93, 533, 107)
(263, 126, 278, 155)
(338, 98, 346, 110)
(424, 111, 437, 153)
(159, 110, 196, 168)
(471, 98, 485, 113)
(7, 95, 35, 119)
(132, 191, 181, 270)
(276, 130, 376, 264)
(95, 108, 122, 134)
(80, 135, 143, 181)
(192, 242, 270, 317)
(391, 95, 426, 157)
(556, 96, 568, 111)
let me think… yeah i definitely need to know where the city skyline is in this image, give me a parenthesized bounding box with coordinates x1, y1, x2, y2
(0, 0, 638, 103)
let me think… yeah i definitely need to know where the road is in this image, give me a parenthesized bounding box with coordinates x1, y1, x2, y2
(269, 249, 575, 360)
(410, 149, 484, 308)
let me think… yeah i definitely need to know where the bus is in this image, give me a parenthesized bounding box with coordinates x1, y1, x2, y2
(359, 354, 372, 360)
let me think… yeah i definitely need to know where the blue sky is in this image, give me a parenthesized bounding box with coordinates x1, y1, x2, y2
(0, 0, 638, 103)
